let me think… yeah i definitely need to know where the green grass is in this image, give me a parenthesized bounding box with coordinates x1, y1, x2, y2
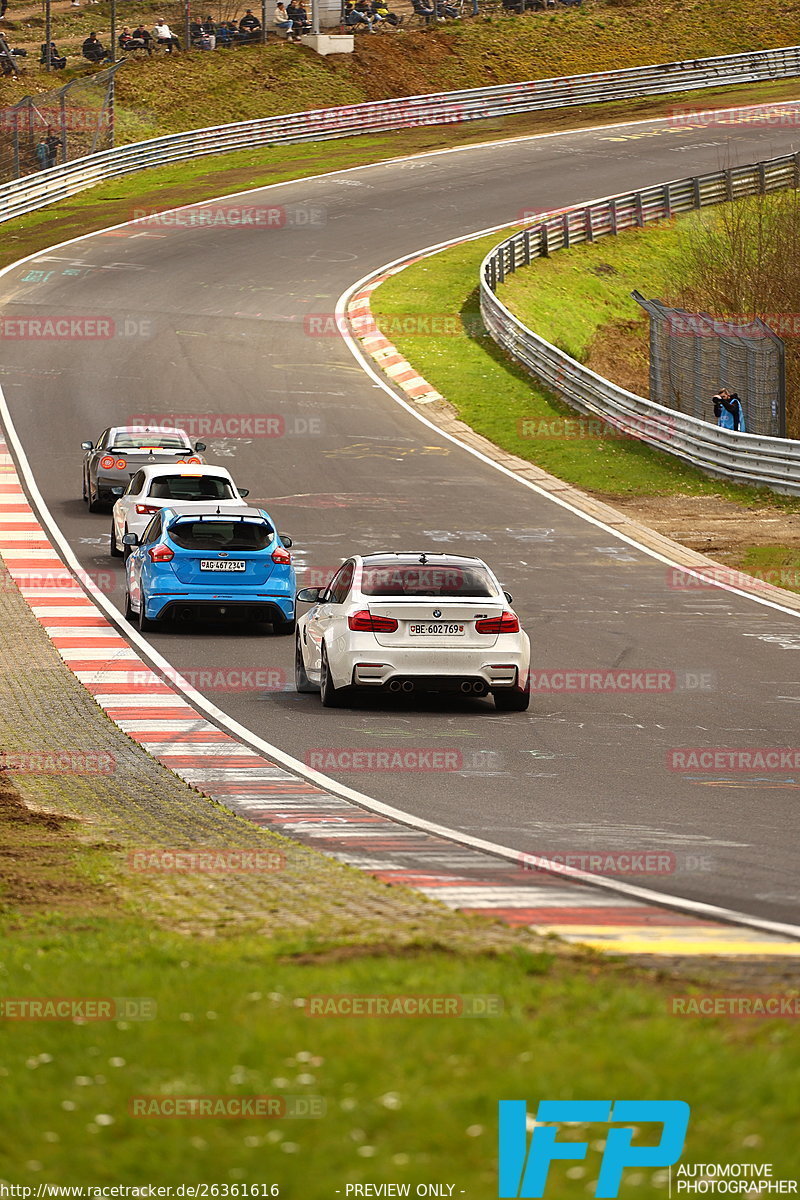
(498, 217, 690, 363)
(370, 230, 800, 507)
(3, 909, 800, 1188)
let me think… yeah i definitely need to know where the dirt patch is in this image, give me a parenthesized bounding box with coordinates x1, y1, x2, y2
(586, 316, 649, 397)
(0, 775, 114, 915)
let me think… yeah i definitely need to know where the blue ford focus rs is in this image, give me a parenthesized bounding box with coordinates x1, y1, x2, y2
(123, 504, 296, 634)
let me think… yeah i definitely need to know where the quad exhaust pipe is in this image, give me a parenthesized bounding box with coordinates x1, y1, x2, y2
(388, 679, 415, 693)
(461, 680, 487, 695)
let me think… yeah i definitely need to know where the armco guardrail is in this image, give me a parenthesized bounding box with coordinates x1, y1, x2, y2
(480, 152, 800, 496)
(3, 43, 800, 224)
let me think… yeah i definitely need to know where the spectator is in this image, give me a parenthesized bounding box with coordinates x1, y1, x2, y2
(215, 19, 236, 44)
(713, 387, 746, 432)
(40, 41, 67, 68)
(287, 0, 311, 32)
(410, 0, 435, 21)
(189, 16, 213, 47)
(355, 0, 382, 23)
(436, 0, 459, 17)
(238, 8, 262, 38)
(371, 0, 402, 24)
(153, 18, 181, 51)
(273, 3, 296, 37)
(344, 0, 373, 29)
(200, 15, 217, 46)
(45, 128, 60, 165)
(82, 32, 110, 62)
(35, 139, 50, 168)
(131, 23, 154, 52)
(0, 0, 7, 19)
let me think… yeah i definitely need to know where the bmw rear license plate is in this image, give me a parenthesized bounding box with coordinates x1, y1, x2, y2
(409, 622, 465, 636)
(200, 560, 246, 572)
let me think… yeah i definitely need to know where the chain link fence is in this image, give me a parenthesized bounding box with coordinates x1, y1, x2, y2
(632, 292, 786, 438)
(0, 64, 121, 182)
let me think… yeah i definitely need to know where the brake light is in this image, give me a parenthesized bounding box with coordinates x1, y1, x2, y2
(148, 543, 174, 563)
(271, 545, 292, 564)
(475, 611, 520, 634)
(348, 610, 399, 633)
(185, 456, 202, 464)
(135, 504, 159, 515)
(115, 458, 127, 470)
(99, 455, 115, 470)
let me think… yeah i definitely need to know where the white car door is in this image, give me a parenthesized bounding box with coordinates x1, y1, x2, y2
(115, 469, 147, 542)
(304, 560, 354, 675)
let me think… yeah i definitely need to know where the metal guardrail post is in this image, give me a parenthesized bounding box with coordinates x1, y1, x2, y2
(634, 194, 644, 227)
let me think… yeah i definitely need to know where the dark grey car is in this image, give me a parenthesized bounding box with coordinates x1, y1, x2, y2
(81, 425, 207, 511)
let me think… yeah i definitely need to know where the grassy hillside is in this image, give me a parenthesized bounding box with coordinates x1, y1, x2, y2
(3, 0, 800, 140)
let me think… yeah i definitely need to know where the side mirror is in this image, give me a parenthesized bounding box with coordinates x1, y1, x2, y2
(194, 441, 207, 452)
(122, 532, 139, 546)
(279, 533, 293, 548)
(81, 441, 93, 450)
(503, 590, 513, 604)
(296, 587, 321, 603)
(237, 488, 250, 498)
(111, 486, 124, 497)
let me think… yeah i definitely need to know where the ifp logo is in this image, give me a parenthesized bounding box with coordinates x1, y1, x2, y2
(499, 1101, 690, 1198)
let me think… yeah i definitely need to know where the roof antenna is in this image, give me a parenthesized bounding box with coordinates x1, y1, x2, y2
(216, 505, 221, 515)
(419, 553, 428, 564)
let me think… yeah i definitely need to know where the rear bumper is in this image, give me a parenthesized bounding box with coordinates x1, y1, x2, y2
(148, 595, 294, 623)
(335, 643, 529, 692)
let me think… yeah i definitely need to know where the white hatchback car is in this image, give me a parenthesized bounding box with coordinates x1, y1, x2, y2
(110, 464, 250, 558)
(295, 553, 530, 711)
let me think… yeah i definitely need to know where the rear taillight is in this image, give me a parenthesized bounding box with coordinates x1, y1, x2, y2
(99, 455, 115, 470)
(475, 611, 520, 634)
(348, 610, 399, 633)
(135, 504, 159, 515)
(115, 458, 127, 470)
(271, 545, 292, 564)
(148, 543, 174, 563)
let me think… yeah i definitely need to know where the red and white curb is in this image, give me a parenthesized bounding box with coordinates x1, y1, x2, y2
(348, 277, 443, 405)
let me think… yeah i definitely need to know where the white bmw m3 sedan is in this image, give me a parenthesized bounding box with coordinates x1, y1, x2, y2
(295, 552, 530, 711)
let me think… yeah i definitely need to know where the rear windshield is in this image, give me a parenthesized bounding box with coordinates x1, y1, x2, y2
(111, 434, 189, 450)
(168, 518, 274, 552)
(148, 475, 235, 501)
(361, 561, 496, 598)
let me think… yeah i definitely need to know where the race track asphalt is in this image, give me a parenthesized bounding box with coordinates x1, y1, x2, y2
(2, 109, 799, 923)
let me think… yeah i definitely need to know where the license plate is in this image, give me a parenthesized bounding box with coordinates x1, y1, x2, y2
(409, 622, 465, 636)
(200, 559, 246, 572)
